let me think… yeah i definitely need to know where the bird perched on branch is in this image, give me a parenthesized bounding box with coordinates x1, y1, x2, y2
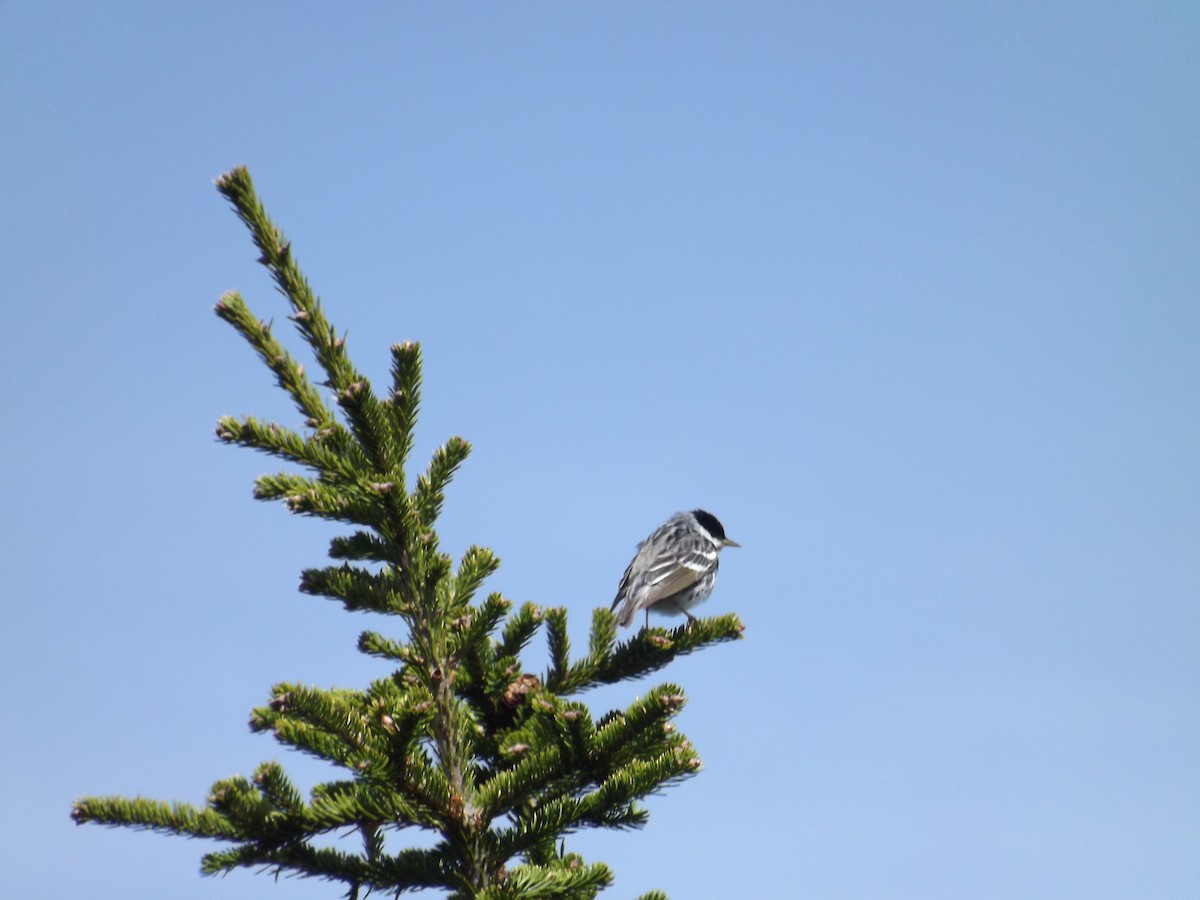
(611, 509, 739, 629)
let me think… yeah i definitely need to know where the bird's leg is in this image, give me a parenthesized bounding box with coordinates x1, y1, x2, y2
(671, 600, 698, 626)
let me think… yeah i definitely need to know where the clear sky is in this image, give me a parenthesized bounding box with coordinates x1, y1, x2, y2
(2, 3, 1197, 898)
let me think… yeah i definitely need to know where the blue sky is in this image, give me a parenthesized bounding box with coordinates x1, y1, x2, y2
(2, 3, 1197, 898)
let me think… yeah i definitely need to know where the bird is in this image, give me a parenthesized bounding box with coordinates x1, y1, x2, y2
(611, 509, 739, 629)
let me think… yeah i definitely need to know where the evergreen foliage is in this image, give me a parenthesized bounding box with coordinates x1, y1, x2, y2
(72, 167, 744, 898)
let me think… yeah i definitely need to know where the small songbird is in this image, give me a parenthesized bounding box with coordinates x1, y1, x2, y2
(611, 509, 740, 629)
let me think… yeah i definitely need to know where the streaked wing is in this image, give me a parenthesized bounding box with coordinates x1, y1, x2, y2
(640, 531, 717, 604)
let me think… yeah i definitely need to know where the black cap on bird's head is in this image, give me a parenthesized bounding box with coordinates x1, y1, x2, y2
(691, 509, 740, 547)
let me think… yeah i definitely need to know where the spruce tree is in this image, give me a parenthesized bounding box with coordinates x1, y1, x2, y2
(73, 167, 744, 899)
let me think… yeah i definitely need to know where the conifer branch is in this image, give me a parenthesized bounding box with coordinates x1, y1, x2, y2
(305, 780, 436, 832)
(453, 547, 502, 611)
(213, 290, 341, 437)
(71, 797, 239, 839)
(557, 614, 745, 695)
(498, 602, 544, 659)
(387, 340, 422, 465)
(477, 860, 613, 899)
(214, 415, 360, 481)
(413, 436, 472, 529)
(299, 563, 412, 615)
(74, 167, 745, 898)
(215, 167, 397, 474)
(544, 608, 572, 691)
(456, 593, 512, 652)
(328, 529, 393, 562)
(253, 761, 305, 815)
(357, 629, 415, 662)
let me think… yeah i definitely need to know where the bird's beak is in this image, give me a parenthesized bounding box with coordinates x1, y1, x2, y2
(722, 538, 741, 548)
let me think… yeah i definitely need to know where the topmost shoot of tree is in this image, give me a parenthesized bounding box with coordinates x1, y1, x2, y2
(73, 167, 744, 899)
